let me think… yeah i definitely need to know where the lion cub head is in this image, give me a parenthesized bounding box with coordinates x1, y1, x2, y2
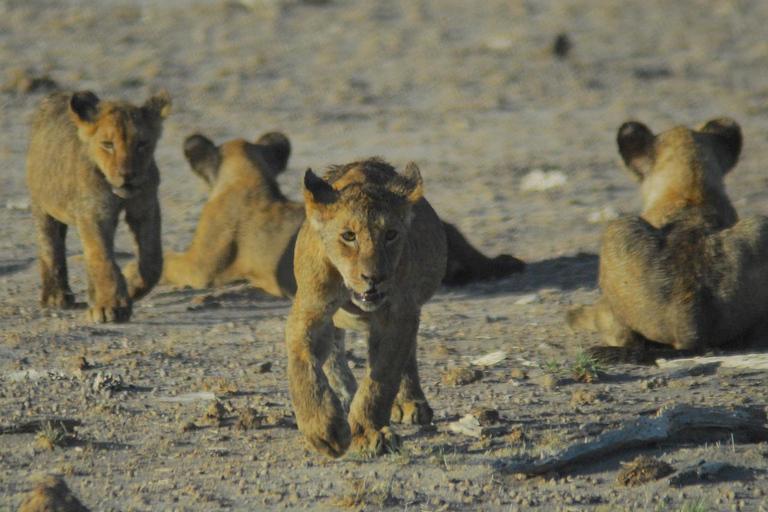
(69, 90, 171, 198)
(617, 117, 742, 228)
(303, 158, 423, 312)
(182, 131, 292, 188)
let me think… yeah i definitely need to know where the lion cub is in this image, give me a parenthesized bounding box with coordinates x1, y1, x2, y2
(568, 118, 768, 354)
(26, 91, 170, 322)
(162, 132, 524, 295)
(285, 158, 446, 457)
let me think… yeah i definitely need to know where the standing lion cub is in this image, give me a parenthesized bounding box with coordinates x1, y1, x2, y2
(568, 117, 768, 355)
(26, 91, 170, 323)
(286, 158, 446, 457)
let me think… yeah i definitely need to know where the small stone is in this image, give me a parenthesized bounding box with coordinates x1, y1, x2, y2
(509, 368, 527, 380)
(552, 33, 572, 58)
(536, 373, 561, 389)
(442, 367, 483, 387)
(235, 408, 264, 431)
(254, 362, 272, 374)
(180, 421, 198, 433)
(470, 408, 500, 425)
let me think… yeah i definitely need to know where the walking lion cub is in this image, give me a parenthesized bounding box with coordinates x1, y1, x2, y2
(26, 91, 170, 322)
(286, 158, 446, 457)
(567, 117, 768, 354)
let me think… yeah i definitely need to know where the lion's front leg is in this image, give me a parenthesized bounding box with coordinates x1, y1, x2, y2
(391, 347, 433, 425)
(78, 216, 131, 323)
(123, 195, 162, 301)
(347, 307, 420, 455)
(323, 327, 358, 413)
(286, 299, 351, 458)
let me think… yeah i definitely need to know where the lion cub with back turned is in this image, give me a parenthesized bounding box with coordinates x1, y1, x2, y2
(568, 118, 768, 355)
(26, 91, 170, 322)
(286, 158, 446, 458)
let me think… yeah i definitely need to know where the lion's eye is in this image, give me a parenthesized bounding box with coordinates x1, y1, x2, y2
(385, 230, 398, 241)
(341, 231, 356, 242)
(101, 141, 114, 151)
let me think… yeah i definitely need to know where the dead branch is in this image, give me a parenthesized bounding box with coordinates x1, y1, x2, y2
(496, 404, 768, 476)
(656, 354, 768, 371)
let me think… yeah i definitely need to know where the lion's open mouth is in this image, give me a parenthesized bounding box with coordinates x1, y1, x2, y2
(351, 290, 387, 310)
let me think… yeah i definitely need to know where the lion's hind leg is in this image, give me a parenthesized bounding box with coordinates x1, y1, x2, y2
(32, 205, 75, 308)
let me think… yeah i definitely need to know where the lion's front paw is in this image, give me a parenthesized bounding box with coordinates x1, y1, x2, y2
(300, 411, 351, 458)
(41, 288, 75, 309)
(391, 399, 433, 425)
(87, 297, 132, 323)
(350, 427, 401, 456)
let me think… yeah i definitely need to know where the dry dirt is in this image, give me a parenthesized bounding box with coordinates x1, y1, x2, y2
(3, 0, 768, 510)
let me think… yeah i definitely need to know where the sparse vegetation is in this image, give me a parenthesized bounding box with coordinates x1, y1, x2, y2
(570, 350, 606, 382)
(36, 421, 70, 451)
(675, 501, 710, 512)
(335, 474, 397, 509)
(429, 443, 459, 470)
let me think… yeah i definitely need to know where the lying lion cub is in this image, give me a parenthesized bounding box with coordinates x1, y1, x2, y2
(27, 91, 170, 323)
(162, 133, 524, 295)
(568, 117, 768, 355)
(286, 158, 446, 457)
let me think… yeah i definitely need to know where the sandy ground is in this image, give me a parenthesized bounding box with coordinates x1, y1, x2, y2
(3, 0, 768, 510)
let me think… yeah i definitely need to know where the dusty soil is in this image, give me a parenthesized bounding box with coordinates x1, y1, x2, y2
(3, 0, 768, 510)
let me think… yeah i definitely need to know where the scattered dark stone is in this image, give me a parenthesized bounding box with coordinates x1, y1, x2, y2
(180, 421, 198, 433)
(552, 33, 572, 59)
(442, 367, 483, 387)
(470, 408, 500, 425)
(202, 401, 228, 426)
(633, 66, 673, 81)
(235, 408, 264, 431)
(617, 455, 675, 487)
(255, 362, 272, 374)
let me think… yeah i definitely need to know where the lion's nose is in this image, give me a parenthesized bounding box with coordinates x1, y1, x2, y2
(361, 272, 385, 287)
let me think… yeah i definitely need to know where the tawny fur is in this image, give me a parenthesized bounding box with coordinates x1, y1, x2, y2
(285, 158, 447, 458)
(161, 133, 524, 296)
(567, 118, 768, 354)
(26, 91, 170, 323)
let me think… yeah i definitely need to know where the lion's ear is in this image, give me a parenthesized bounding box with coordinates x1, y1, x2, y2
(617, 121, 655, 180)
(70, 91, 100, 125)
(698, 117, 742, 174)
(183, 134, 220, 187)
(255, 131, 292, 175)
(303, 168, 338, 211)
(401, 162, 424, 204)
(144, 91, 171, 120)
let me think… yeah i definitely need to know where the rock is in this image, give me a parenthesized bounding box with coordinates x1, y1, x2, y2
(235, 408, 264, 431)
(520, 169, 567, 192)
(552, 33, 572, 58)
(470, 408, 501, 425)
(443, 367, 483, 387)
(617, 455, 675, 487)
